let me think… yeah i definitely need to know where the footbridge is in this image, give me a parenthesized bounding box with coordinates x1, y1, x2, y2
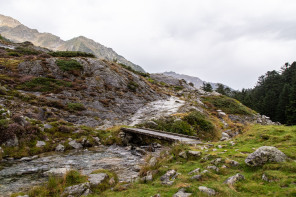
(121, 128, 201, 145)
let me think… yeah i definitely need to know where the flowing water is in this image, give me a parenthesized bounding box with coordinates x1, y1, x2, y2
(0, 145, 160, 197)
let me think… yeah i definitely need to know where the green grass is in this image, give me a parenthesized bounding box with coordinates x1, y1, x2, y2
(49, 51, 95, 58)
(202, 95, 255, 115)
(56, 59, 83, 71)
(101, 124, 296, 197)
(17, 77, 72, 92)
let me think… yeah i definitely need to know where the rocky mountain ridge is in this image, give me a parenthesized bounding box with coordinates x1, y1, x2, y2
(0, 14, 144, 72)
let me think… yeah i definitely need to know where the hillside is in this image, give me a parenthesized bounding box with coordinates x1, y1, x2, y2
(0, 36, 294, 197)
(0, 14, 144, 72)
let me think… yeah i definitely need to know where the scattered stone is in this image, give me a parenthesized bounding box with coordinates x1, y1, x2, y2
(62, 182, 90, 196)
(217, 145, 223, 149)
(109, 177, 116, 185)
(16, 195, 29, 197)
(149, 157, 158, 167)
(224, 173, 245, 185)
(228, 159, 239, 167)
(44, 167, 70, 177)
(44, 123, 52, 129)
(207, 165, 219, 172)
(141, 171, 153, 183)
(135, 147, 147, 155)
(187, 150, 202, 158)
(36, 141, 46, 147)
(201, 170, 209, 174)
(92, 137, 101, 145)
(173, 188, 192, 197)
(69, 140, 83, 149)
(55, 144, 65, 152)
(191, 174, 202, 181)
(179, 151, 187, 159)
(230, 141, 235, 146)
(188, 168, 200, 175)
(160, 169, 178, 185)
(212, 148, 217, 151)
(88, 173, 109, 186)
(211, 158, 222, 165)
(245, 146, 287, 166)
(221, 165, 227, 169)
(198, 186, 216, 196)
(262, 173, 273, 182)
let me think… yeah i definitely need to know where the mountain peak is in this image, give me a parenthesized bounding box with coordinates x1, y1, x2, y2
(0, 14, 21, 28)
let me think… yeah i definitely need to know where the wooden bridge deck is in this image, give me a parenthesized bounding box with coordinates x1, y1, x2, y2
(122, 128, 202, 145)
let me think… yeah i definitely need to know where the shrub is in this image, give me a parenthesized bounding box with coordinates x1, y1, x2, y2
(127, 81, 139, 92)
(119, 63, 150, 77)
(15, 47, 41, 55)
(58, 125, 73, 133)
(67, 103, 86, 111)
(170, 120, 194, 135)
(56, 59, 83, 71)
(17, 77, 72, 92)
(49, 51, 95, 58)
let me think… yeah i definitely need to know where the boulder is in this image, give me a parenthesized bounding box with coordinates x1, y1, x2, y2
(69, 140, 83, 149)
(88, 173, 109, 186)
(224, 173, 245, 185)
(44, 123, 53, 129)
(187, 151, 202, 158)
(173, 188, 192, 197)
(62, 182, 90, 196)
(55, 144, 65, 152)
(198, 186, 216, 196)
(36, 141, 46, 147)
(245, 146, 287, 166)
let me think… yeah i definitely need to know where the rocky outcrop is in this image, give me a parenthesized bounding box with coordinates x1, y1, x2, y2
(63, 182, 91, 196)
(245, 146, 287, 166)
(160, 169, 178, 185)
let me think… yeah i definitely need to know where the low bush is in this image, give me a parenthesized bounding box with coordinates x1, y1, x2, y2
(56, 59, 83, 71)
(49, 51, 95, 58)
(67, 102, 86, 111)
(119, 63, 150, 77)
(65, 170, 88, 187)
(17, 77, 72, 92)
(127, 81, 139, 92)
(15, 47, 41, 55)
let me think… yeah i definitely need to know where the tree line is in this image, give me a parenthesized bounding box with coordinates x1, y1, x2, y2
(202, 62, 296, 125)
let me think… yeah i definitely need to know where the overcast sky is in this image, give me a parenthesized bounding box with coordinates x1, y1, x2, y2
(1, 0, 296, 89)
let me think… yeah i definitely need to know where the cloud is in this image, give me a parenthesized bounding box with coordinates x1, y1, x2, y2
(1, 0, 296, 89)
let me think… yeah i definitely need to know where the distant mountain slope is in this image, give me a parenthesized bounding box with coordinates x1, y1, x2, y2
(162, 71, 232, 90)
(0, 14, 144, 72)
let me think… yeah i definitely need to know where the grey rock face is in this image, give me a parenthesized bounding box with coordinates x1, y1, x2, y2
(224, 173, 245, 185)
(245, 146, 287, 166)
(36, 141, 46, 147)
(63, 182, 90, 196)
(69, 140, 83, 149)
(88, 173, 109, 186)
(198, 186, 216, 196)
(55, 144, 65, 152)
(173, 188, 192, 197)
